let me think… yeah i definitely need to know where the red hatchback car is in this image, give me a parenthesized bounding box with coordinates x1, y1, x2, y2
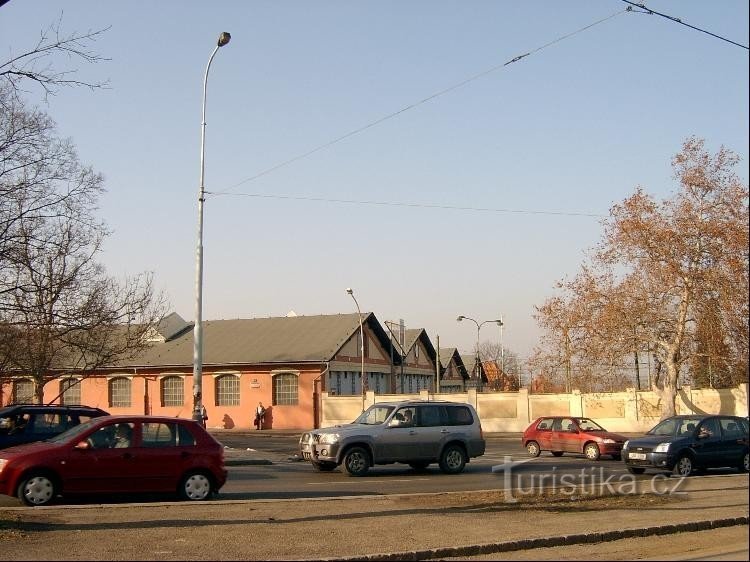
(0, 415, 227, 506)
(522, 416, 626, 460)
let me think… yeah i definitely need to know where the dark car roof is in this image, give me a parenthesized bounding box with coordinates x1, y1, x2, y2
(0, 404, 108, 415)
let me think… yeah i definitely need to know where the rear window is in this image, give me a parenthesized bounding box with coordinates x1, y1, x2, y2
(445, 406, 474, 426)
(536, 418, 554, 431)
(142, 422, 196, 447)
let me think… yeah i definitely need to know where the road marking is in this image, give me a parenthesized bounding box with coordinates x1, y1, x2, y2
(306, 478, 431, 485)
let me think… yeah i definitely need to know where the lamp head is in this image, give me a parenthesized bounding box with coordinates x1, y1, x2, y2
(217, 32, 231, 47)
(346, 288, 353, 295)
(456, 315, 464, 322)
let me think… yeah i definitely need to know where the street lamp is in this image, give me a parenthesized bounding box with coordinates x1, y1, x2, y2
(346, 288, 366, 408)
(456, 315, 503, 391)
(192, 32, 231, 424)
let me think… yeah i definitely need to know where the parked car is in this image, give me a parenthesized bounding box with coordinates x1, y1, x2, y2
(622, 414, 750, 476)
(0, 404, 109, 450)
(0, 415, 227, 506)
(299, 400, 486, 476)
(522, 416, 626, 460)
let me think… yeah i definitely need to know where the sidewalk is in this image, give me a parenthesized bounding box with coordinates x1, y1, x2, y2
(0, 474, 746, 560)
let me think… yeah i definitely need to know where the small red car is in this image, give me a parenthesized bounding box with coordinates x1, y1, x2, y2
(0, 415, 227, 506)
(522, 416, 626, 460)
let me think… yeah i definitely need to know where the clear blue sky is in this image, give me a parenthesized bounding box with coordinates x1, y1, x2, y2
(2, 1, 748, 362)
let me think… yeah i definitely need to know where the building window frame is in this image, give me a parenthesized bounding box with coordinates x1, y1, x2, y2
(108, 376, 132, 408)
(59, 377, 81, 405)
(215, 373, 240, 406)
(160, 375, 185, 407)
(272, 372, 299, 405)
(12, 378, 35, 403)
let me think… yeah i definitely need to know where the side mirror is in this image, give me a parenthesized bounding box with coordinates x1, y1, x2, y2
(74, 440, 91, 450)
(697, 430, 710, 439)
(388, 419, 403, 428)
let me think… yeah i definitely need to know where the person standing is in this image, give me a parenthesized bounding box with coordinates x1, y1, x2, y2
(254, 402, 266, 430)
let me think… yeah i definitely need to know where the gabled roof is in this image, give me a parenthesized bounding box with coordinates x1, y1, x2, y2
(112, 312, 393, 368)
(155, 312, 193, 342)
(386, 327, 437, 365)
(438, 347, 469, 380)
(459, 352, 488, 383)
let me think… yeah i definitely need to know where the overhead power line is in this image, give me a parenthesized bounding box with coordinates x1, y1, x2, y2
(621, 1, 749, 50)
(212, 192, 605, 218)
(212, 8, 628, 196)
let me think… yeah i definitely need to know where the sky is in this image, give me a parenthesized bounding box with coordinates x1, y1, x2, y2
(2, 1, 748, 363)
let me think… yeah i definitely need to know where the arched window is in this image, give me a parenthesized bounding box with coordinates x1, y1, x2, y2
(273, 373, 298, 405)
(59, 378, 81, 405)
(108, 377, 132, 408)
(215, 374, 240, 406)
(161, 376, 184, 407)
(12, 378, 34, 403)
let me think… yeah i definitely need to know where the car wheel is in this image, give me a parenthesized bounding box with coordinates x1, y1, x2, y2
(584, 443, 601, 461)
(739, 452, 749, 473)
(409, 461, 430, 471)
(551, 451, 564, 457)
(439, 444, 467, 474)
(311, 461, 337, 472)
(17, 473, 57, 507)
(179, 471, 213, 501)
(627, 466, 645, 475)
(526, 441, 541, 458)
(673, 455, 694, 477)
(343, 447, 370, 477)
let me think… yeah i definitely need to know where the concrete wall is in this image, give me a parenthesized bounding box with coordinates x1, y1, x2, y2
(319, 384, 749, 432)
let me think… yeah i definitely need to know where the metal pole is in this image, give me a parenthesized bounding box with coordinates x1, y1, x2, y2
(346, 288, 366, 410)
(193, 32, 231, 424)
(457, 315, 502, 393)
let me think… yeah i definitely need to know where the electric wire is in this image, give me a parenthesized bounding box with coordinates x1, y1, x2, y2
(621, 1, 749, 50)
(214, 192, 605, 218)
(210, 8, 628, 197)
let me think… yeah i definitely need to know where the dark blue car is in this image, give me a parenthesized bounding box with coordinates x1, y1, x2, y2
(622, 414, 749, 476)
(0, 404, 109, 449)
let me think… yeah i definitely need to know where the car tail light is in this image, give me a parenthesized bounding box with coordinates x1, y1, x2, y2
(480, 424, 483, 440)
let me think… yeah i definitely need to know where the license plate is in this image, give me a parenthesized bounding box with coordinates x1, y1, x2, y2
(629, 452, 647, 460)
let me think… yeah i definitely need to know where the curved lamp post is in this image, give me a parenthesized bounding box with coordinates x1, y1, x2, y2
(193, 32, 231, 424)
(346, 288, 366, 409)
(456, 315, 503, 391)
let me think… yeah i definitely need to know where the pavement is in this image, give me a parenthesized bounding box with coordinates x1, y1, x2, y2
(0, 474, 746, 560)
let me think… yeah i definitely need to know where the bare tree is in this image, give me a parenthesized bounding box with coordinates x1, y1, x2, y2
(1, 16, 109, 102)
(1, 22, 166, 403)
(534, 138, 749, 418)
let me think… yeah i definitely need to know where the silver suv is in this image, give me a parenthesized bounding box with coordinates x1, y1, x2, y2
(299, 400, 485, 476)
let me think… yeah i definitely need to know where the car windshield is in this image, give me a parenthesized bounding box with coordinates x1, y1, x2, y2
(648, 417, 703, 437)
(576, 418, 605, 431)
(353, 406, 395, 425)
(45, 418, 100, 443)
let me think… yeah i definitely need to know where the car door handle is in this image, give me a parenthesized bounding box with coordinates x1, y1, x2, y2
(409, 430, 417, 435)
(122, 452, 134, 460)
(440, 429, 450, 434)
(181, 451, 190, 458)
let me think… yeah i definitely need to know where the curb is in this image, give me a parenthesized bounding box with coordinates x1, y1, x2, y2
(224, 458, 273, 466)
(319, 517, 750, 561)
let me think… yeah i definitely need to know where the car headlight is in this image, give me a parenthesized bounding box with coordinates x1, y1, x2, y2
(602, 438, 616, 444)
(623, 440, 629, 450)
(654, 442, 671, 453)
(0, 459, 7, 474)
(319, 433, 340, 445)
